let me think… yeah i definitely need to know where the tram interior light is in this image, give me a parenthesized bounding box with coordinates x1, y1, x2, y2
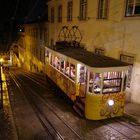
(107, 99, 114, 106)
(77, 63, 81, 69)
(77, 63, 81, 74)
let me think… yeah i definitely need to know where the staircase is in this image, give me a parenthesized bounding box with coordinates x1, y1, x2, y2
(73, 97, 85, 117)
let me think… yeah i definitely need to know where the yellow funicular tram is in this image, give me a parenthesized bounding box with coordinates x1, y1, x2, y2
(45, 26, 128, 120)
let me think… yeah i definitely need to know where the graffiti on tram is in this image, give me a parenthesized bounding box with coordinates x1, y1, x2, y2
(100, 93, 125, 118)
(49, 66, 76, 99)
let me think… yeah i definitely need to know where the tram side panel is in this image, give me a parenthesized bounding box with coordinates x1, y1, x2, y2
(85, 92, 125, 120)
(46, 63, 77, 101)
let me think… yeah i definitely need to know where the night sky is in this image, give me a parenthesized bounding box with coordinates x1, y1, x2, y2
(0, 0, 47, 53)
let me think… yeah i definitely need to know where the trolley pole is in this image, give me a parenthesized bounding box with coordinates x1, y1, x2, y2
(0, 59, 3, 109)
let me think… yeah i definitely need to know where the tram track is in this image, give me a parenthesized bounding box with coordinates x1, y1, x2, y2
(9, 71, 83, 140)
(100, 117, 140, 140)
(114, 117, 140, 132)
(7, 69, 140, 140)
(9, 72, 63, 140)
(12, 72, 129, 139)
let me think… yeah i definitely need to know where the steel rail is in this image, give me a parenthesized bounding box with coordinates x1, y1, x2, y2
(13, 71, 84, 139)
(112, 117, 140, 133)
(9, 72, 64, 140)
(10, 71, 83, 140)
(100, 119, 138, 140)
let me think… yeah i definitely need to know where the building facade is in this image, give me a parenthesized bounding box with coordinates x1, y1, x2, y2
(16, 22, 48, 73)
(47, 0, 140, 104)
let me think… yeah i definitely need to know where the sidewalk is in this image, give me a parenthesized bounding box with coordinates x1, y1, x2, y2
(124, 102, 140, 123)
(2, 70, 18, 140)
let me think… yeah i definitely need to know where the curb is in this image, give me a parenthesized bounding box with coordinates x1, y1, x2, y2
(124, 112, 140, 123)
(2, 73, 18, 140)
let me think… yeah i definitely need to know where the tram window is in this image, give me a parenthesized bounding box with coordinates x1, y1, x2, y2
(94, 73, 101, 93)
(60, 59, 65, 72)
(102, 72, 122, 93)
(88, 72, 94, 92)
(70, 64, 75, 80)
(65, 61, 70, 75)
(65, 62, 75, 81)
(50, 54, 54, 65)
(45, 50, 49, 62)
(79, 65, 86, 83)
(53, 56, 60, 68)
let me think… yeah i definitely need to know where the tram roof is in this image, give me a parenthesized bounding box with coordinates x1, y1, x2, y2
(49, 45, 129, 68)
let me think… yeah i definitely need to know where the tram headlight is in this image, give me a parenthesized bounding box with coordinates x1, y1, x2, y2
(107, 99, 114, 106)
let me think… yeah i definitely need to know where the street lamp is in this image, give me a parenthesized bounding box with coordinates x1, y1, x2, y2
(0, 58, 3, 109)
(0, 58, 3, 63)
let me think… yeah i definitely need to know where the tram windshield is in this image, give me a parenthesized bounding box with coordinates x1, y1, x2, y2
(88, 71, 123, 94)
(102, 72, 122, 93)
(94, 73, 101, 92)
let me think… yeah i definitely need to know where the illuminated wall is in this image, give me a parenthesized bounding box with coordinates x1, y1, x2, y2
(22, 23, 47, 73)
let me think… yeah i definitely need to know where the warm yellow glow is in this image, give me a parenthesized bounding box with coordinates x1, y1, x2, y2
(0, 58, 3, 62)
(2, 70, 10, 107)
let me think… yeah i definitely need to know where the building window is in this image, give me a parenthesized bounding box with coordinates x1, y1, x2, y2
(95, 48, 105, 55)
(102, 72, 122, 94)
(67, 1, 73, 21)
(126, 0, 140, 16)
(98, 0, 108, 19)
(58, 5, 62, 22)
(51, 7, 54, 23)
(79, 0, 87, 20)
(120, 54, 135, 88)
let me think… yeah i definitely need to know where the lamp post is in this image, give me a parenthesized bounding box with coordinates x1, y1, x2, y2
(0, 58, 3, 109)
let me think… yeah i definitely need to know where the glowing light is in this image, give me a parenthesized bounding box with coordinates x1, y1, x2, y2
(0, 58, 3, 62)
(77, 63, 81, 69)
(107, 99, 114, 106)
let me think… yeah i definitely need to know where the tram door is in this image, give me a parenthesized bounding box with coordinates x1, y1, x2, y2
(78, 64, 87, 97)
